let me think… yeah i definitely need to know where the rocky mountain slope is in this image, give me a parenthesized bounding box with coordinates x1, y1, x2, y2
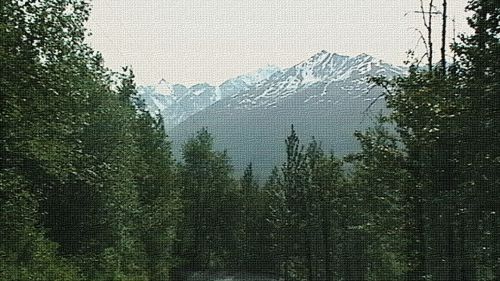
(138, 66, 281, 131)
(140, 51, 403, 178)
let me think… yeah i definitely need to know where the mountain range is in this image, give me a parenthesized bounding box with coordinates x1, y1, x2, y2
(138, 51, 404, 179)
(137, 65, 281, 131)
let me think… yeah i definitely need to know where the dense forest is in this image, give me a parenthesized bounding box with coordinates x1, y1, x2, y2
(1, 0, 499, 280)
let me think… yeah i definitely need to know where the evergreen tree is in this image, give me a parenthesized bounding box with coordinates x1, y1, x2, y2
(346, 123, 409, 281)
(305, 139, 344, 281)
(1, 1, 179, 280)
(268, 127, 346, 281)
(177, 128, 239, 271)
(370, 1, 499, 279)
(235, 163, 276, 273)
(122, 69, 181, 281)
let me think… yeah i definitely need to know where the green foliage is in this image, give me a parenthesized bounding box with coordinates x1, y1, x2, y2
(346, 124, 409, 280)
(2, 1, 498, 281)
(1, 1, 180, 280)
(126, 69, 181, 281)
(235, 163, 276, 273)
(177, 128, 239, 271)
(0, 172, 82, 281)
(266, 127, 347, 280)
(369, 1, 500, 280)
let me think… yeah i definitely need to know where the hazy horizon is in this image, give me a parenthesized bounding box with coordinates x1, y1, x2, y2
(85, 0, 471, 86)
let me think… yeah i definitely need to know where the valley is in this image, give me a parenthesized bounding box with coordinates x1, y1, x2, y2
(140, 51, 403, 177)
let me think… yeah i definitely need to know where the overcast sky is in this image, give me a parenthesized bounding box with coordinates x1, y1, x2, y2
(85, 0, 471, 86)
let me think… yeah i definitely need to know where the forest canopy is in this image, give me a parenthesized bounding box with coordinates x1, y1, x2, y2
(0, 0, 498, 280)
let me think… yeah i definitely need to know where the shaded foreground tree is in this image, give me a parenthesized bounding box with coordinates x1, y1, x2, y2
(370, 1, 499, 280)
(176, 128, 240, 272)
(1, 1, 180, 280)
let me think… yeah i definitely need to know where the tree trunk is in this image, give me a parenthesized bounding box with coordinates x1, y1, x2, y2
(440, 0, 447, 75)
(322, 207, 332, 281)
(441, 0, 447, 72)
(412, 198, 427, 281)
(284, 228, 291, 281)
(447, 207, 456, 281)
(493, 214, 500, 281)
(306, 232, 314, 281)
(428, 0, 433, 71)
(459, 213, 474, 281)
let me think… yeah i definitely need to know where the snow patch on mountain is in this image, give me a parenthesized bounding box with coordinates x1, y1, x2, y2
(138, 50, 403, 131)
(137, 65, 281, 131)
(217, 50, 403, 110)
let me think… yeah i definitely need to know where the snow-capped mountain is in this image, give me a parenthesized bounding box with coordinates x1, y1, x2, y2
(137, 66, 281, 131)
(221, 50, 403, 110)
(162, 51, 404, 178)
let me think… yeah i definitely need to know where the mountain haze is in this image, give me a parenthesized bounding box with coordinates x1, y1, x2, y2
(139, 51, 404, 178)
(138, 66, 281, 131)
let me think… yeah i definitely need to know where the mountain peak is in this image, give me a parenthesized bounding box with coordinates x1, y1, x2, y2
(233, 65, 282, 85)
(291, 51, 349, 82)
(355, 52, 375, 61)
(309, 51, 377, 63)
(138, 51, 404, 131)
(310, 50, 333, 60)
(305, 50, 347, 65)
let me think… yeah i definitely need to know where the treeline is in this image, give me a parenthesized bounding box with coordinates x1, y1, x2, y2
(1, 0, 498, 281)
(168, 121, 410, 281)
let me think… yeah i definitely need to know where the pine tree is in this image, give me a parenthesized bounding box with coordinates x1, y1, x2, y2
(346, 123, 409, 280)
(305, 139, 344, 281)
(178, 128, 238, 271)
(120, 69, 181, 281)
(369, 1, 499, 279)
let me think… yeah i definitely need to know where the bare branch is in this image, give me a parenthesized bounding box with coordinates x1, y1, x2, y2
(417, 0, 434, 71)
(365, 92, 386, 113)
(415, 28, 429, 56)
(452, 17, 457, 66)
(420, 0, 429, 29)
(364, 79, 392, 113)
(417, 53, 429, 68)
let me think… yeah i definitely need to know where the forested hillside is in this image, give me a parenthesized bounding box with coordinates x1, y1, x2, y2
(1, 0, 498, 281)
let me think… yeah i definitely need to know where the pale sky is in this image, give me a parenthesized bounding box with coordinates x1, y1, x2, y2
(85, 0, 471, 86)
